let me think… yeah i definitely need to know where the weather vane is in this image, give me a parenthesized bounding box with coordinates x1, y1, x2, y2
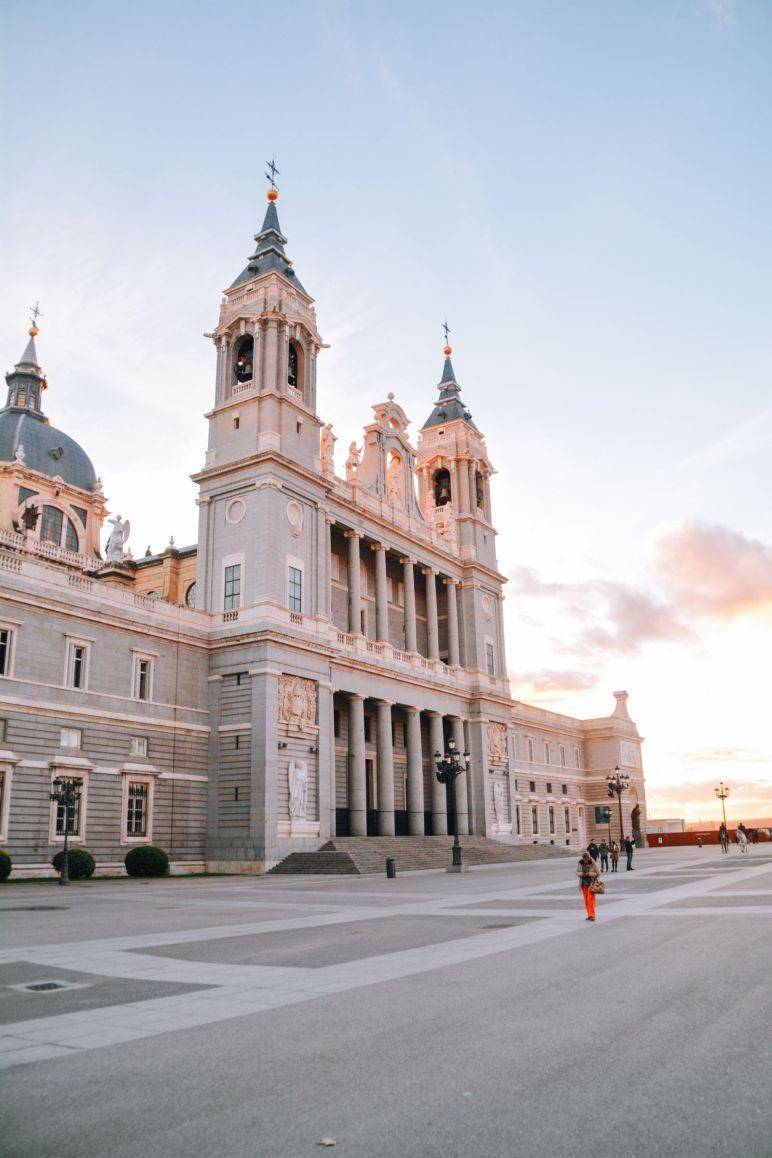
(265, 157, 280, 189)
(29, 301, 43, 327)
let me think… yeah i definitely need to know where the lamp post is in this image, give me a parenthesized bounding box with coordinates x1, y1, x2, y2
(49, 777, 82, 886)
(434, 735, 470, 871)
(715, 781, 730, 829)
(601, 805, 612, 846)
(606, 766, 630, 846)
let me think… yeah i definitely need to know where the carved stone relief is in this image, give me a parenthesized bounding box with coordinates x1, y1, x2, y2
(487, 722, 508, 765)
(288, 759, 309, 819)
(278, 675, 317, 731)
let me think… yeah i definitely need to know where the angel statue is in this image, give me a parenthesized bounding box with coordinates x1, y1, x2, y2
(345, 441, 361, 481)
(105, 515, 131, 563)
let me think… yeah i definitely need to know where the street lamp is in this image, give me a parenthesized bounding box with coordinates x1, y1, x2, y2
(434, 736, 470, 871)
(715, 781, 730, 829)
(49, 777, 82, 886)
(606, 766, 630, 846)
(601, 804, 612, 846)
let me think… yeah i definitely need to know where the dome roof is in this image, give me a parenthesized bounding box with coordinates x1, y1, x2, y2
(0, 409, 97, 491)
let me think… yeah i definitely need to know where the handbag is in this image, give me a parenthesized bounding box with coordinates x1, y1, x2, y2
(589, 879, 605, 894)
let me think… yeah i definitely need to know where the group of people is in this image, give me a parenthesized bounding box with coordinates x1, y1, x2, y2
(718, 821, 759, 854)
(576, 835, 637, 922)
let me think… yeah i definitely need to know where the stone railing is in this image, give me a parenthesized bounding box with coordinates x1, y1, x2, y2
(0, 528, 102, 573)
(231, 379, 254, 396)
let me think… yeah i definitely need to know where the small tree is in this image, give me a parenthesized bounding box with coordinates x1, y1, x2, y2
(125, 846, 170, 878)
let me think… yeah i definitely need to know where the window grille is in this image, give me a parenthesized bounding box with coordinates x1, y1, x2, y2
(126, 782, 148, 837)
(224, 564, 241, 610)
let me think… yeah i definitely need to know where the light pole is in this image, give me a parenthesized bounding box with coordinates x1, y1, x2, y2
(606, 767, 630, 846)
(434, 735, 470, 872)
(601, 805, 612, 846)
(715, 781, 730, 832)
(49, 777, 82, 886)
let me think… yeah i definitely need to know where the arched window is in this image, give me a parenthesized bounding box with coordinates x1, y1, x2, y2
(233, 336, 254, 384)
(40, 505, 79, 552)
(287, 341, 301, 391)
(433, 468, 451, 507)
(475, 470, 485, 510)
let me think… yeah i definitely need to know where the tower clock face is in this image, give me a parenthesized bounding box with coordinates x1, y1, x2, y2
(186, 582, 197, 609)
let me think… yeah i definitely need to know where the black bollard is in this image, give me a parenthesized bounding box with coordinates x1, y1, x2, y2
(386, 857, 396, 879)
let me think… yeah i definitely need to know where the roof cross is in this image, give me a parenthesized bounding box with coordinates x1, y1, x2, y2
(29, 301, 43, 326)
(265, 157, 280, 189)
(442, 318, 451, 346)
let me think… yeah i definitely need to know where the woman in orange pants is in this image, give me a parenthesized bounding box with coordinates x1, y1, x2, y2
(577, 851, 599, 921)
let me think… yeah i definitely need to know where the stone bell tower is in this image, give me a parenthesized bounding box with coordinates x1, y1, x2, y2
(193, 176, 327, 614)
(416, 337, 507, 683)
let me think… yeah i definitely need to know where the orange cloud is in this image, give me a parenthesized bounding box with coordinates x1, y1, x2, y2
(652, 521, 772, 618)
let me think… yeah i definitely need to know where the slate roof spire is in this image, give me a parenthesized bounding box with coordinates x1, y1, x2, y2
(5, 320, 46, 414)
(229, 177, 307, 293)
(421, 333, 477, 431)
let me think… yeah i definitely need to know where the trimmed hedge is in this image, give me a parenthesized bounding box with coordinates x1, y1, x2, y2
(0, 849, 11, 882)
(125, 845, 170, 878)
(52, 847, 96, 880)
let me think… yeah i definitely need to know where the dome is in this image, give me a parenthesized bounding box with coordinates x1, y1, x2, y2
(0, 409, 97, 491)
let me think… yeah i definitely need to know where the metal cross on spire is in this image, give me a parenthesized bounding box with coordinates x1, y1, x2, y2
(265, 157, 280, 189)
(29, 301, 43, 326)
(442, 318, 451, 346)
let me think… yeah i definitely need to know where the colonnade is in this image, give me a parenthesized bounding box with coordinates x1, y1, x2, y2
(338, 528, 461, 666)
(343, 693, 469, 838)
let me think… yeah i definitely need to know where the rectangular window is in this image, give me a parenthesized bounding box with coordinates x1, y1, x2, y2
(560, 745, 566, 767)
(0, 628, 14, 677)
(531, 805, 539, 834)
(562, 783, 568, 795)
(513, 778, 518, 791)
(485, 641, 495, 677)
(40, 505, 63, 545)
(331, 554, 341, 582)
(129, 736, 148, 758)
(132, 655, 154, 701)
(0, 719, 6, 742)
(288, 565, 303, 612)
(55, 781, 83, 837)
(60, 727, 82, 749)
(515, 805, 521, 836)
(544, 742, 550, 764)
(546, 782, 552, 794)
(66, 641, 89, 690)
(18, 486, 37, 505)
(360, 608, 368, 635)
(364, 716, 372, 743)
(564, 807, 571, 834)
(126, 782, 149, 837)
(224, 563, 241, 610)
(529, 780, 536, 793)
(574, 747, 581, 768)
(527, 738, 534, 762)
(549, 806, 555, 834)
(595, 805, 611, 825)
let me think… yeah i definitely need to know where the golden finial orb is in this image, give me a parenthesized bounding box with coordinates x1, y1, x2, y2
(443, 345, 452, 357)
(29, 325, 39, 338)
(267, 187, 279, 202)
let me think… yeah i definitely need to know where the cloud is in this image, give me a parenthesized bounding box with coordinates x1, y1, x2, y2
(649, 778, 772, 819)
(679, 746, 770, 765)
(509, 668, 599, 696)
(508, 567, 692, 658)
(652, 521, 772, 618)
(701, 0, 737, 30)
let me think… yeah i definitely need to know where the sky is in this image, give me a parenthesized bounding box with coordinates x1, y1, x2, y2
(1, 0, 771, 823)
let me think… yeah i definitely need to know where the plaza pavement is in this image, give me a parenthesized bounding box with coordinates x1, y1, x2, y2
(1, 846, 770, 1157)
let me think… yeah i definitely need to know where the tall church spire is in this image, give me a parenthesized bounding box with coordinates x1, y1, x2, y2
(5, 319, 46, 413)
(229, 177, 306, 293)
(422, 333, 476, 431)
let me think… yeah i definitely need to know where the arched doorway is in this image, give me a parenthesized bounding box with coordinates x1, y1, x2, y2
(631, 805, 642, 847)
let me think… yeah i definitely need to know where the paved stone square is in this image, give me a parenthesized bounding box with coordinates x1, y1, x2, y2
(1, 847, 770, 1157)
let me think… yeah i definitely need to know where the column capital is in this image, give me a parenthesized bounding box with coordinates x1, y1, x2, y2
(402, 704, 420, 716)
(421, 566, 438, 576)
(371, 697, 393, 708)
(344, 528, 362, 540)
(325, 515, 336, 526)
(346, 691, 365, 702)
(399, 555, 417, 566)
(424, 709, 442, 719)
(370, 541, 388, 553)
(442, 576, 460, 587)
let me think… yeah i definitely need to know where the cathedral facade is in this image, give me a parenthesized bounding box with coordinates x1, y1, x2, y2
(0, 188, 647, 874)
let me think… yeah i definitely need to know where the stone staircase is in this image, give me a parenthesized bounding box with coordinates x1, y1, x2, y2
(269, 835, 574, 875)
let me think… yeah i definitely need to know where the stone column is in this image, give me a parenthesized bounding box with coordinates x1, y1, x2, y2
(375, 699, 395, 835)
(404, 706, 424, 835)
(423, 568, 439, 660)
(373, 542, 389, 642)
(346, 531, 362, 634)
(253, 322, 264, 392)
(458, 458, 471, 512)
(402, 556, 417, 653)
(317, 684, 334, 841)
(451, 717, 470, 836)
(348, 693, 366, 836)
(324, 516, 334, 619)
(445, 579, 460, 666)
(264, 320, 279, 391)
(469, 461, 478, 510)
(278, 322, 288, 390)
(427, 711, 447, 835)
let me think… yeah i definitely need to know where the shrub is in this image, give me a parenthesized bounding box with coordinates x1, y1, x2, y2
(52, 847, 96, 880)
(125, 845, 169, 878)
(0, 849, 11, 882)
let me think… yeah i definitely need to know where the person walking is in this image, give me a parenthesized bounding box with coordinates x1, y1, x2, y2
(624, 835, 635, 871)
(610, 841, 620, 872)
(598, 839, 610, 873)
(577, 851, 600, 922)
(587, 839, 599, 862)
